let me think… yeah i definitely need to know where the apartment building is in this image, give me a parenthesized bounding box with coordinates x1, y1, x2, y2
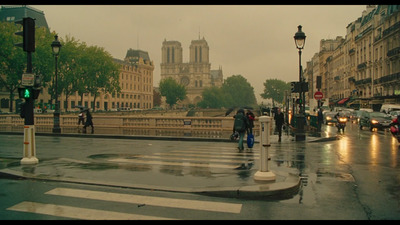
(305, 5, 400, 110)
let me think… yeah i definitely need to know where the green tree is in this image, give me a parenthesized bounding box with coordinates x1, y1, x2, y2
(83, 45, 120, 111)
(260, 78, 290, 105)
(56, 35, 86, 111)
(0, 21, 55, 112)
(221, 75, 257, 108)
(153, 89, 161, 107)
(0, 21, 25, 112)
(159, 77, 186, 108)
(197, 86, 227, 108)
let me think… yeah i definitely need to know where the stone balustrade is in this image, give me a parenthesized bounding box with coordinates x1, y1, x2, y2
(0, 114, 260, 136)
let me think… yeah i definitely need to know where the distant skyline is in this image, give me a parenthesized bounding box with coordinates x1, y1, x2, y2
(31, 4, 369, 103)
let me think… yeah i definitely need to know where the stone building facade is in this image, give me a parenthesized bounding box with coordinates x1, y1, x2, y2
(305, 5, 400, 110)
(160, 37, 223, 107)
(55, 49, 155, 111)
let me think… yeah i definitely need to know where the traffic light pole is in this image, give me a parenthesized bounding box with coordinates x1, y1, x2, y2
(15, 17, 38, 164)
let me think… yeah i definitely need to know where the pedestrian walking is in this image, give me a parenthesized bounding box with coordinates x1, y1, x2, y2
(246, 109, 255, 135)
(274, 107, 285, 142)
(83, 109, 94, 134)
(233, 108, 249, 151)
(317, 108, 324, 132)
(78, 111, 85, 126)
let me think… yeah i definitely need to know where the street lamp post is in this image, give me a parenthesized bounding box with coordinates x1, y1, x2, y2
(294, 25, 306, 141)
(51, 35, 61, 133)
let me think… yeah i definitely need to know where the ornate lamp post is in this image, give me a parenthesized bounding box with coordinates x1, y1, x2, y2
(294, 25, 306, 141)
(51, 35, 61, 133)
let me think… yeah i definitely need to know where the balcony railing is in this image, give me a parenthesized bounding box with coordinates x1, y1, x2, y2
(383, 21, 400, 38)
(374, 72, 400, 84)
(387, 47, 400, 57)
(355, 77, 371, 86)
(357, 62, 367, 70)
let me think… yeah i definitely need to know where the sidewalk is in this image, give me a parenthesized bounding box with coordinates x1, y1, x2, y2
(0, 129, 338, 200)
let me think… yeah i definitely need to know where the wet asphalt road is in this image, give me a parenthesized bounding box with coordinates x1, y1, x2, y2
(0, 122, 399, 219)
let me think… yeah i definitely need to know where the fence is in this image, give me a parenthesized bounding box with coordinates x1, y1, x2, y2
(0, 114, 261, 138)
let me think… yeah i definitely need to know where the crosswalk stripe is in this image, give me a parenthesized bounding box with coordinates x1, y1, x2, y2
(171, 150, 259, 155)
(109, 158, 242, 169)
(7, 201, 176, 220)
(136, 155, 255, 163)
(45, 188, 242, 213)
(156, 152, 259, 159)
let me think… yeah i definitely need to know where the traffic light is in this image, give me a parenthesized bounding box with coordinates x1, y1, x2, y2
(291, 82, 296, 92)
(18, 87, 32, 99)
(14, 17, 35, 52)
(291, 82, 301, 93)
(18, 87, 40, 99)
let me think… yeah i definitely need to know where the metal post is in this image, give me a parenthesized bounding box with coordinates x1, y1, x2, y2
(21, 51, 38, 165)
(254, 116, 276, 181)
(52, 53, 61, 133)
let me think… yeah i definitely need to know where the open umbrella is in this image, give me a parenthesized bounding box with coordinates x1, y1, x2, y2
(225, 107, 235, 116)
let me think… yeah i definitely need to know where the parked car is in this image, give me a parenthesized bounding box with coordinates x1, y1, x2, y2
(323, 112, 338, 125)
(359, 111, 392, 131)
(380, 104, 400, 114)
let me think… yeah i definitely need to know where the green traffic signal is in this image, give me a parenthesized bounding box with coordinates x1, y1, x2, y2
(24, 88, 31, 98)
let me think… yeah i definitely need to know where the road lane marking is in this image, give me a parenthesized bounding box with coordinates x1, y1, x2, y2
(171, 150, 259, 155)
(154, 152, 259, 159)
(137, 155, 255, 163)
(7, 201, 176, 220)
(109, 158, 241, 169)
(46, 188, 242, 213)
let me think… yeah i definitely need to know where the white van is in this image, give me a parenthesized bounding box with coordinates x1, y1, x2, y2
(380, 104, 400, 114)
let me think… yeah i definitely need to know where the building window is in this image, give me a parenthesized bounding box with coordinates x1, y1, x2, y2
(167, 47, 170, 63)
(172, 47, 175, 63)
(199, 47, 202, 62)
(195, 47, 198, 62)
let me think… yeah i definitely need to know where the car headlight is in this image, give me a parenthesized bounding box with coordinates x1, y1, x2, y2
(326, 116, 331, 120)
(371, 119, 379, 124)
(339, 118, 347, 122)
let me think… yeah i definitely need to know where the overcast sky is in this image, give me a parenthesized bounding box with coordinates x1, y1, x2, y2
(33, 4, 368, 103)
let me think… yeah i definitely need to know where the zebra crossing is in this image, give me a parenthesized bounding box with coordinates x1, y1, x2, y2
(6, 144, 258, 219)
(108, 145, 260, 170)
(7, 187, 243, 220)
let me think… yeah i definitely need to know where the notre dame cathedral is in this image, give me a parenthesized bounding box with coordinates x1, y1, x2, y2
(160, 37, 223, 106)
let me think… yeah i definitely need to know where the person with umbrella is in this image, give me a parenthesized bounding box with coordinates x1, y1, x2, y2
(83, 108, 94, 134)
(78, 110, 85, 127)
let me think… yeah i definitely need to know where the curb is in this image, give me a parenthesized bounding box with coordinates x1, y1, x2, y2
(0, 167, 301, 200)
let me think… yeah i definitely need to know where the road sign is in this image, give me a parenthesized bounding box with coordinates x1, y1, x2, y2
(21, 73, 35, 86)
(314, 91, 323, 100)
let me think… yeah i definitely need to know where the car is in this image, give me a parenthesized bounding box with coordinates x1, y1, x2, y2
(388, 110, 400, 120)
(359, 111, 392, 131)
(323, 112, 338, 125)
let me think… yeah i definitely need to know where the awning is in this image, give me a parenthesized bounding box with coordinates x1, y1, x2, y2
(337, 98, 350, 105)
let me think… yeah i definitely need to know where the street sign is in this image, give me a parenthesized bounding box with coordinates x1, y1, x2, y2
(21, 73, 35, 86)
(314, 91, 323, 100)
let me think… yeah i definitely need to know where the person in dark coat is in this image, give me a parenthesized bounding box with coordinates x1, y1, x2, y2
(317, 108, 324, 132)
(274, 107, 285, 142)
(233, 108, 249, 151)
(83, 109, 94, 134)
(246, 109, 255, 134)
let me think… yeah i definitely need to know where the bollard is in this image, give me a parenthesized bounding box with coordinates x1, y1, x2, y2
(254, 116, 276, 181)
(20, 125, 39, 165)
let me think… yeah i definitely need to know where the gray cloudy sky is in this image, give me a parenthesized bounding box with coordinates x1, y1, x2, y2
(34, 5, 368, 102)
